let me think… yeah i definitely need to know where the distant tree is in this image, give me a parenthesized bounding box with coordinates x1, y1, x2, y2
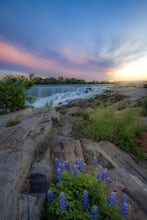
(29, 73, 35, 80)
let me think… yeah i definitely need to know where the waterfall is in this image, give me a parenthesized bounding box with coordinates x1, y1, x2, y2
(26, 84, 114, 108)
(26, 85, 89, 98)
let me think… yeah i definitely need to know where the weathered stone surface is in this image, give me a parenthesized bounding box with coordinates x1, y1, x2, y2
(66, 106, 81, 115)
(74, 139, 85, 161)
(0, 108, 56, 219)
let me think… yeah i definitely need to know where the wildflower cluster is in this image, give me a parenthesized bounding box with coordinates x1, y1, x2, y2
(45, 158, 129, 220)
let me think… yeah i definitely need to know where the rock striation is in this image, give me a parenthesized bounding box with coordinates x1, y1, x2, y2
(0, 108, 60, 220)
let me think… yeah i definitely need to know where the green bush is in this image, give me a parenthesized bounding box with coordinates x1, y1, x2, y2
(73, 108, 147, 160)
(43, 169, 122, 220)
(0, 77, 34, 112)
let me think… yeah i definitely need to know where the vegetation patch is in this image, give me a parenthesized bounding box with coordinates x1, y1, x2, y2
(6, 118, 20, 127)
(41, 158, 130, 220)
(0, 76, 34, 112)
(34, 129, 54, 159)
(73, 107, 147, 160)
(134, 96, 147, 116)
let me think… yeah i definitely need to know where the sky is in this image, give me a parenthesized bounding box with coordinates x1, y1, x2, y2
(0, 0, 147, 81)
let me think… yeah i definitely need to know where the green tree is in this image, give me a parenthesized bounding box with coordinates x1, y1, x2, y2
(0, 76, 34, 112)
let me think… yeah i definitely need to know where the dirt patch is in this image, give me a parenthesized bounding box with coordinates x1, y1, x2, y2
(136, 131, 147, 153)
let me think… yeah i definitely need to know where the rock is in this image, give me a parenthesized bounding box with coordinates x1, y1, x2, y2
(66, 106, 81, 115)
(0, 108, 55, 219)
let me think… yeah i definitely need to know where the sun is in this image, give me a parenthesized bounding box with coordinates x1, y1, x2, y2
(114, 57, 147, 81)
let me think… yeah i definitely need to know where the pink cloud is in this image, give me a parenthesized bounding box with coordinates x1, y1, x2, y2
(0, 40, 114, 81)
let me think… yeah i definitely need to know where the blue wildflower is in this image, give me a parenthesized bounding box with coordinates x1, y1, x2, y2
(97, 166, 103, 181)
(82, 190, 89, 209)
(120, 202, 129, 216)
(90, 205, 99, 220)
(59, 192, 67, 211)
(73, 165, 79, 178)
(120, 194, 129, 205)
(56, 168, 62, 181)
(108, 191, 116, 206)
(75, 158, 83, 167)
(46, 188, 54, 203)
(102, 168, 108, 181)
(120, 194, 129, 216)
(64, 161, 71, 171)
(58, 163, 64, 171)
(80, 162, 87, 173)
(54, 158, 59, 169)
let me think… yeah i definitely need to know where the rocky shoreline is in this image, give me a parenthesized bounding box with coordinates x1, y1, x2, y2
(0, 83, 147, 219)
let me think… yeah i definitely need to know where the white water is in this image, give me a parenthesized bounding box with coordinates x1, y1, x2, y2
(26, 84, 113, 108)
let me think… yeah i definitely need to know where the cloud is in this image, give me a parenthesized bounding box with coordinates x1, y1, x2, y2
(87, 38, 147, 70)
(0, 39, 113, 81)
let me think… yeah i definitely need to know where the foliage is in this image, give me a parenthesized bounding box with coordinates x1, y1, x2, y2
(33, 76, 113, 85)
(134, 97, 147, 116)
(34, 129, 54, 159)
(44, 100, 54, 109)
(0, 76, 34, 112)
(6, 117, 20, 127)
(42, 162, 123, 220)
(73, 108, 147, 160)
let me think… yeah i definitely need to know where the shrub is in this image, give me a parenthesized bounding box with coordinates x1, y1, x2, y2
(73, 108, 147, 160)
(0, 77, 34, 112)
(42, 159, 124, 220)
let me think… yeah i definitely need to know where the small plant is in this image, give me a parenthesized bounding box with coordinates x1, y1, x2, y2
(44, 100, 54, 109)
(41, 158, 128, 220)
(6, 118, 20, 127)
(34, 129, 54, 158)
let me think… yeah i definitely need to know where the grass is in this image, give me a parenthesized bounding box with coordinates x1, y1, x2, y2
(6, 117, 20, 127)
(134, 96, 147, 116)
(73, 107, 147, 160)
(34, 129, 54, 159)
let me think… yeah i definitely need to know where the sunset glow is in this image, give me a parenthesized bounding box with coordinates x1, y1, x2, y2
(114, 58, 147, 81)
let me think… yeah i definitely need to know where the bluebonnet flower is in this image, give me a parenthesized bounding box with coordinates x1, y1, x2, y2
(97, 166, 103, 181)
(120, 194, 129, 205)
(56, 168, 62, 181)
(102, 168, 108, 181)
(120, 202, 129, 216)
(64, 161, 71, 171)
(80, 162, 87, 173)
(46, 188, 54, 203)
(73, 165, 79, 178)
(75, 158, 83, 168)
(54, 158, 59, 170)
(120, 194, 129, 217)
(90, 205, 99, 220)
(108, 191, 116, 206)
(58, 163, 64, 171)
(59, 192, 67, 211)
(82, 190, 89, 209)
(92, 156, 98, 167)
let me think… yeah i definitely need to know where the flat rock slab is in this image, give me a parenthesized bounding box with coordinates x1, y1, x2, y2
(0, 108, 59, 219)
